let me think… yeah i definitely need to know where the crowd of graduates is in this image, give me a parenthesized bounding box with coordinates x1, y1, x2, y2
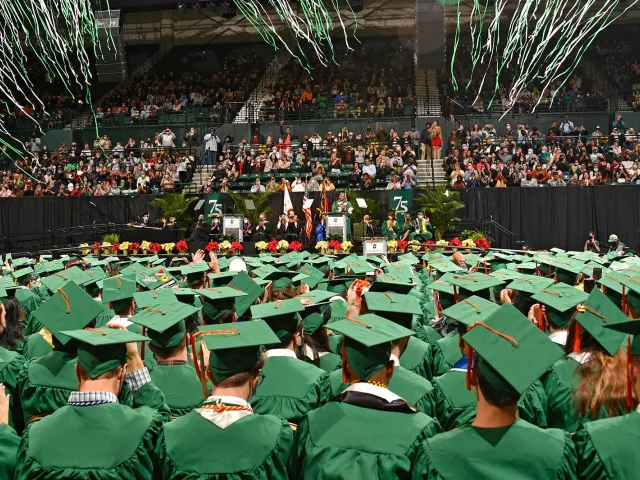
(0, 243, 638, 478)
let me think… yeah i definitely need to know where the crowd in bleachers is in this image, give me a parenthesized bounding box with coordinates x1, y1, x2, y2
(260, 38, 415, 123)
(204, 124, 422, 193)
(0, 129, 200, 197)
(443, 116, 640, 188)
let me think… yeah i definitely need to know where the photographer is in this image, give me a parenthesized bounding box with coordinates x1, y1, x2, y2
(157, 128, 176, 148)
(401, 173, 416, 190)
(607, 234, 626, 254)
(584, 231, 601, 253)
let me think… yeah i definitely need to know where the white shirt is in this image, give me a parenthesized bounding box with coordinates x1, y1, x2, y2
(108, 315, 133, 328)
(343, 382, 402, 402)
(204, 133, 220, 152)
(197, 396, 253, 429)
(265, 349, 298, 359)
(362, 164, 376, 176)
(548, 331, 568, 346)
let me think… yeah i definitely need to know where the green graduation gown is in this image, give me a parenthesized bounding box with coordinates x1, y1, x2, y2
(328, 365, 437, 417)
(149, 362, 203, 418)
(250, 351, 331, 425)
(15, 380, 170, 480)
(412, 420, 577, 479)
(156, 403, 293, 479)
(430, 332, 462, 377)
(400, 336, 435, 381)
(331, 200, 353, 240)
(431, 357, 548, 430)
(289, 383, 441, 479)
(303, 348, 342, 372)
(542, 354, 625, 433)
(414, 324, 443, 345)
(23, 330, 53, 360)
(0, 424, 20, 479)
(0, 347, 26, 431)
(381, 220, 398, 241)
(574, 411, 640, 480)
(17, 288, 43, 336)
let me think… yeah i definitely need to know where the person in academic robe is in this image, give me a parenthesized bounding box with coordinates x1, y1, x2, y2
(15, 327, 171, 480)
(130, 297, 203, 418)
(301, 311, 342, 373)
(254, 212, 275, 242)
(331, 192, 353, 240)
(574, 318, 640, 480)
(284, 210, 302, 242)
(363, 214, 376, 237)
(412, 303, 577, 479)
(411, 212, 434, 242)
(381, 211, 398, 241)
(242, 217, 253, 241)
(155, 321, 293, 480)
(0, 385, 19, 479)
(249, 298, 331, 425)
(289, 311, 441, 479)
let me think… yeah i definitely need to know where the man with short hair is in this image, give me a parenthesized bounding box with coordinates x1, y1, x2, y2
(203, 128, 220, 165)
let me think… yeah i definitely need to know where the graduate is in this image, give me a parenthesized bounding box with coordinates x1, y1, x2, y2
(16, 282, 104, 431)
(129, 297, 203, 418)
(155, 321, 293, 479)
(289, 313, 441, 479)
(301, 309, 343, 372)
(331, 192, 353, 240)
(103, 274, 139, 330)
(0, 384, 19, 479)
(15, 327, 171, 480)
(0, 296, 27, 430)
(538, 286, 629, 432)
(412, 303, 577, 479)
(411, 212, 434, 242)
(381, 210, 399, 240)
(249, 298, 331, 424)
(574, 317, 640, 479)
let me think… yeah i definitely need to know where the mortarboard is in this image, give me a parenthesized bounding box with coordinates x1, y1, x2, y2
(250, 298, 305, 338)
(136, 267, 177, 291)
(531, 283, 588, 328)
(102, 274, 137, 304)
(133, 288, 177, 309)
(228, 271, 263, 318)
(441, 295, 500, 326)
(41, 266, 91, 292)
(574, 287, 627, 356)
(363, 291, 421, 329)
(130, 298, 200, 348)
(199, 286, 247, 323)
(180, 262, 210, 286)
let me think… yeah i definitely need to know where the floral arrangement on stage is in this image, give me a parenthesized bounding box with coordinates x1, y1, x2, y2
(267, 240, 278, 253)
(315, 241, 328, 254)
(289, 241, 303, 252)
(341, 241, 353, 254)
(148, 242, 163, 254)
(230, 241, 243, 253)
(277, 239, 289, 254)
(130, 242, 140, 255)
(448, 237, 462, 251)
(141, 241, 151, 254)
(407, 240, 421, 252)
(162, 243, 175, 254)
(328, 239, 342, 254)
(176, 240, 189, 254)
(219, 240, 232, 254)
(475, 237, 491, 250)
(119, 242, 131, 253)
(80, 243, 91, 255)
(205, 241, 219, 252)
(425, 240, 436, 252)
(387, 240, 398, 253)
(256, 241, 269, 253)
(397, 240, 408, 253)
(101, 242, 112, 255)
(462, 238, 476, 252)
(435, 240, 448, 251)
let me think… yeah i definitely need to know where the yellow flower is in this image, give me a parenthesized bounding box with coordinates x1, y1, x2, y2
(119, 242, 131, 251)
(141, 241, 151, 250)
(277, 240, 289, 249)
(219, 241, 232, 251)
(256, 241, 269, 251)
(341, 241, 353, 249)
(387, 240, 398, 248)
(315, 241, 328, 250)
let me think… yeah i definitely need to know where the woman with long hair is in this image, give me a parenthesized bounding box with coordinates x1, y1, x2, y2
(381, 210, 398, 240)
(430, 120, 443, 161)
(301, 308, 341, 372)
(0, 298, 25, 352)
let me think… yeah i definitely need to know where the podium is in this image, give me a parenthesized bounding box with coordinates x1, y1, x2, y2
(223, 215, 243, 241)
(362, 237, 387, 257)
(324, 213, 347, 239)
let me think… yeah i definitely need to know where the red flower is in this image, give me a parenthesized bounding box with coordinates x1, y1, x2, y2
(148, 243, 163, 253)
(130, 242, 140, 251)
(397, 240, 408, 251)
(289, 241, 303, 252)
(475, 237, 491, 249)
(449, 237, 462, 247)
(328, 240, 342, 250)
(112, 243, 120, 252)
(230, 241, 244, 252)
(176, 240, 189, 252)
(267, 240, 279, 252)
(425, 240, 436, 252)
(90, 241, 102, 252)
(205, 241, 219, 252)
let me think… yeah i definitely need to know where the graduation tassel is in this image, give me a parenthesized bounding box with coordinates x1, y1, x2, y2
(141, 327, 146, 360)
(199, 345, 209, 401)
(483, 261, 488, 275)
(622, 285, 628, 316)
(535, 262, 541, 277)
(191, 336, 201, 379)
(537, 306, 545, 332)
(548, 265, 553, 279)
(341, 338, 349, 385)
(453, 285, 460, 304)
(627, 335, 634, 410)
(466, 349, 474, 391)
(573, 323, 582, 353)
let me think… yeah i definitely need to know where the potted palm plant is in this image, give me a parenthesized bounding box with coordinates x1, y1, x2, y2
(413, 186, 465, 241)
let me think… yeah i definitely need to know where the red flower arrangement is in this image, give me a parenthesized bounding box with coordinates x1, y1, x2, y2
(449, 237, 462, 247)
(289, 241, 303, 252)
(176, 240, 189, 252)
(205, 241, 219, 252)
(130, 242, 140, 252)
(148, 242, 163, 253)
(397, 240, 408, 252)
(230, 241, 243, 253)
(112, 243, 120, 252)
(90, 241, 102, 253)
(267, 240, 278, 253)
(328, 240, 342, 251)
(475, 237, 491, 250)
(425, 240, 436, 252)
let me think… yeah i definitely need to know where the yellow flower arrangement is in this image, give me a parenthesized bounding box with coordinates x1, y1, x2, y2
(315, 241, 328, 251)
(407, 240, 421, 252)
(256, 241, 269, 252)
(141, 241, 151, 251)
(277, 240, 289, 249)
(80, 243, 90, 255)
(219, 240, 232, 253)
(119, 242, 131, 252)
(436, 239, 448, 252)
(162, 242, 175, 253)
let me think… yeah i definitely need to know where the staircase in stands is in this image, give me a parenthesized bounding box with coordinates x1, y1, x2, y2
(233, 52, 289, 123)
(184, 165, 216, 195)
(416, 156, 448, 187)
(583, 57, 632, 112)
(415, 69, 442, 117)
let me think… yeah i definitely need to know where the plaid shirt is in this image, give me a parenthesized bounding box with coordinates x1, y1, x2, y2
(67, 368, 151, 406)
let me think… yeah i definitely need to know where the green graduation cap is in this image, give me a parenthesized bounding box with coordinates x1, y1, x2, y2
(552, 258, 586, 285)
(303, 312, 326, 335)
(151, 258, 166, 267)
(429, 275, 456, 310)
(297, 289, 336, 307)
(250, 298, 305, 338)
(199, 286, 248, 322)
(207, 271, 239, 286)
(32, 281, 104, 345)
(102, 274, 137, 304)
(397, 253, 420, 265)
(136, 267, 177, 291)
(11, 257, 31, 268)
(41, 266, 91, 292)
(132, 254, 159, 265)
(133, 288, 177, 309)
(531, 283, 588, 328)
(60, 327, 149, 379)
(228, 271, 264, 318)
(251, 265, 280, 279)
(263, 271, 309, 290)
(604, 319, 640, 355)
(199, 321, 279, 382)
(441, 295, 500, 326)
(506, 275, 556, 296)
(428, 257, 465, 274)
(368, 277, 416, 295)
(81, 267, 108, 286)
(180, 262, 210, 286)
(130, 298, 200, 348)
(122, 263, 147, 275)
(463, 303, 565, 395)
(363, 291, 421, 329)
(597, 270, 628, 297)
(297, 265, 325, 289)
(316, 277, 355, 295)
(574, 287, 628, 357)
(42, 260, 65, 275)
(12, 266, 34, 285)
(329, 314, 414, 380)
(447, 273, 504, 295)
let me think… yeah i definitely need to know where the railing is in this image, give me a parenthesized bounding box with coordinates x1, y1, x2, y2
(86, 106, 228, 129)
(259, 102, 416, 124)
(4, 108, 77, 134)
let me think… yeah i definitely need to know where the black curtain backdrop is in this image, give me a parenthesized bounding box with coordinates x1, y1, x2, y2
(1, 187, 639, 253)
